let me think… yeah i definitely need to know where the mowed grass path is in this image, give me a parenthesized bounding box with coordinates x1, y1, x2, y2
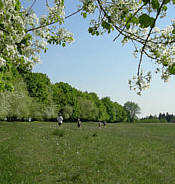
(1, 122, 175, 184)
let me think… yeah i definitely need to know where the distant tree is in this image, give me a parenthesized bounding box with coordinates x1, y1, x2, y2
(42, 104, 57, 120)
(124, 101, 141, 122)
(96, 101, 109, 121)
(52, 82, 79, 116)
(101, 97, 116, 122)
(0, 74, 32, 121)
(158, 113, 162, 120)
(29, 101, 44, 121)
(78, 97, 98, 121)
(87, 92, 109, 121)
(158, 113, 167, 122)
(24, 73, 52, 103)
(113, 102, 128, 122)
(61, 105, 73, 120)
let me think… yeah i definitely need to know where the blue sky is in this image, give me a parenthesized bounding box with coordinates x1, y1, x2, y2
(33, 0, 175, 117)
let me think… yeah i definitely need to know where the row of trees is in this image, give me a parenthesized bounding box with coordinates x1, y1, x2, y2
(140, 113, 175, 123)
(0, 67, 140, 122)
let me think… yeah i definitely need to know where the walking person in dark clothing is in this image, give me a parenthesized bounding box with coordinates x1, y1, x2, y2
(77, 118, 81, 128)
(103, 121, 107, 127)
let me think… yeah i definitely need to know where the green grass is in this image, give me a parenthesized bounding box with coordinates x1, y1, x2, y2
(1, 122, 175, 184)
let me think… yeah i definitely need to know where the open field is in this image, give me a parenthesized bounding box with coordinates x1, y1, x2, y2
(1, 122, 175, 184)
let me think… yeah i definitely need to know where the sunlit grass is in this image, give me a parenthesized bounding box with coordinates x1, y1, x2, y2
(1, 122, 175, 183)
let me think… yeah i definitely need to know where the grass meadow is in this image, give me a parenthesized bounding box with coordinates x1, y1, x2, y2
(1, 121, 175, 184)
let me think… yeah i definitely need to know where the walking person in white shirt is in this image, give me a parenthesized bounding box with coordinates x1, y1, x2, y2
(57, 114, 63, 126)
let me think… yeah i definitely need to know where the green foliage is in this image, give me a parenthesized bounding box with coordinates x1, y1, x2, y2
(101, 21, 114, 33)
(0, 72, 32, 121)
(42, 104, 57, 120)
(29, 101, 45, 121)
(52, 82, 81, 119)
(151, 0, 160, 10)
(0, 0, 4, 9)
(142, 0, 150, 5)
(164, 0, 171, 4)
(141, 113, 175, 123)
(62, 105, 73, 120)
(88, 27, 99, 36)
(114, 102, 128, 122)
(101, 97, 116, 122)
(24, 73, 52, 103)
(15, 0, 21, 11)
(78, 97, 98, 120)
(125, 14, 139, 28)
(139, 14, 155, 28)
(81, 12, 87, 18)
(168, 63, 175, 74)
(139, 118, 161, 123)
(124, 101, 141, 122)
(0, 69, 127, 122)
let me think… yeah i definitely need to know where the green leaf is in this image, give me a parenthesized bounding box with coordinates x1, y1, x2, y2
(88, 27, 93, 34)
(44, 48, 48, 53)
(162, 5, 168, 11)
(149, 17, 155, 27)
(168, 64, 175, 74)
(126, 14, 139, 26)
(139, 14, 155, 28)
(163, 61, 168, 66)
(132, 17, 139, 25)
(172, 29, 175, 34)
(172, 0, 175, 4)
(0, 0, 3, 9)
(151, 0, 160, 10)
(15, 0, 21, 11)
(164, 0, 170, 4)
(95, 31, 99, 36)
(101, 21, 111, 30)
(126, 23, 130, 29)
(143, 0, 150, 5)
(81, 12, 87, 18)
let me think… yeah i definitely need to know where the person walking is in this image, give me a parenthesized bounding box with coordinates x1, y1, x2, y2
(98, 121, 102, 128)
(77, 118, 81, 128)
(103, 121, 107, 127)
(57, 114, 63, 126)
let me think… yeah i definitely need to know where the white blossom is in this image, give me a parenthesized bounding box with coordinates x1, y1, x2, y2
(154, 27, 160, 33)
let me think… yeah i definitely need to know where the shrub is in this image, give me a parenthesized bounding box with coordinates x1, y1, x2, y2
(52, 129, 65, 137)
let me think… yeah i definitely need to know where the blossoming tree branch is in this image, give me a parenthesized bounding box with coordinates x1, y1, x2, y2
(0, 0, 175, 94)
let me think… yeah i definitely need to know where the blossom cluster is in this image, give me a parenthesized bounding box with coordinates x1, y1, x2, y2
(0, 0, 73, 69)
(84, 0, 175, 93)
(1, 0, 175, 93)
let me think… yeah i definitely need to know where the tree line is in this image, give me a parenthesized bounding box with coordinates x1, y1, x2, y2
(3, 66, 174, 123)
(0, 68, 130, 122)
(140, 113, 175, 123)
